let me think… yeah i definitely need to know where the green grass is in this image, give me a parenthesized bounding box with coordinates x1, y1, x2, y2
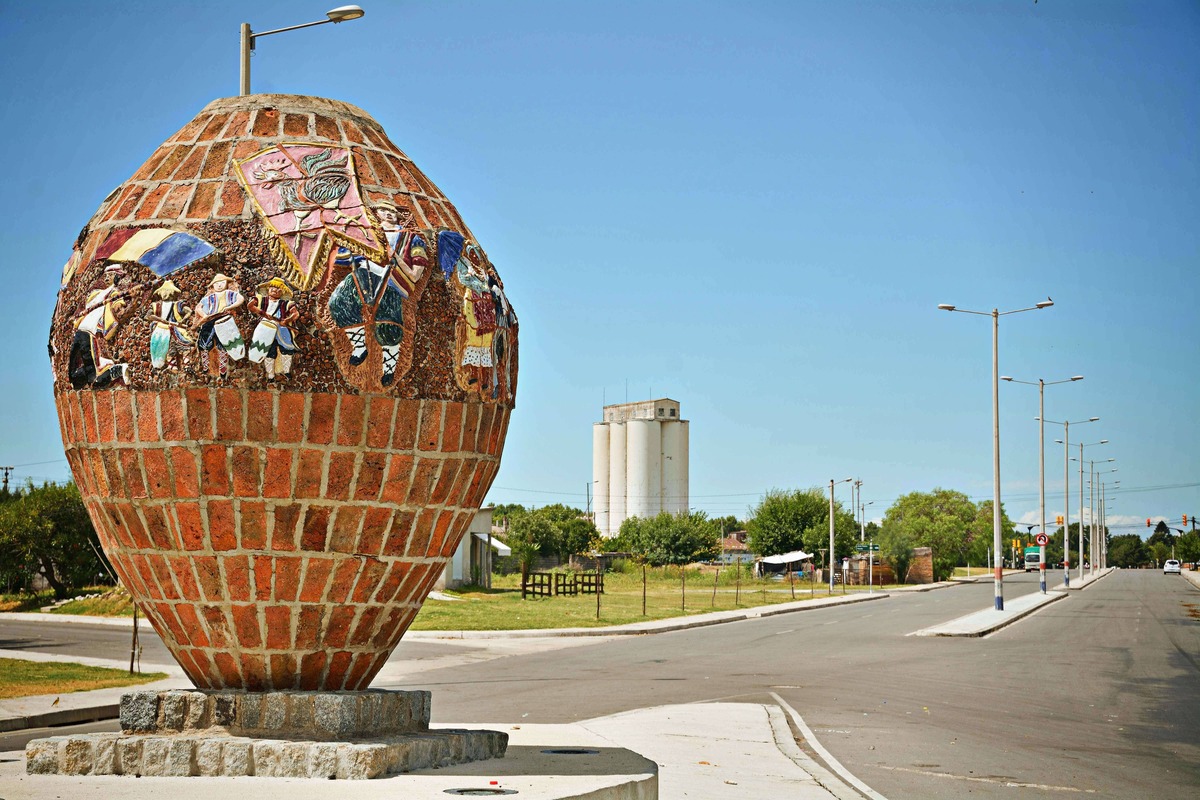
(51, 590, 136, 617)
(0, 658, 166, 699)
(0, 591, 53, 613)
(410, 567, 898, 630)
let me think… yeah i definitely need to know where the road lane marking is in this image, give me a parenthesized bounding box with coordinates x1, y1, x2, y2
(769, 692, 889, 800)
(874, 765, 1095, 793)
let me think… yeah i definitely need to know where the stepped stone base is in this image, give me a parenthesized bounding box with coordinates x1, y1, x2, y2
(25, 689, 506, 780)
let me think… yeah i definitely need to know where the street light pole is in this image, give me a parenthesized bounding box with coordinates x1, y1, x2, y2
(829, 477, 852, 594)
(939, 297, 1053, 611)
(239, 6, 366, 96)
(1002, 374, 1083, 594)
(1047, 417, 1099, 588)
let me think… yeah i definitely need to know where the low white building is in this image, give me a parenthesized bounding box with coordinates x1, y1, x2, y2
(437, 507, 511, 590)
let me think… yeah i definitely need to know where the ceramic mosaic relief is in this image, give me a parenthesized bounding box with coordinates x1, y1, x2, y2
(47, 95, 518, 691)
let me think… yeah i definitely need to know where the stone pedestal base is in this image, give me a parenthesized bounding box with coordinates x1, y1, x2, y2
(25, 689, 506, 780)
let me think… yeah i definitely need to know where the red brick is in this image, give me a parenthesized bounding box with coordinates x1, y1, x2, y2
(373, 606, 413, 648)
(300, 506, 331, 551)
(201, 606, 230, 649)
(99, 450, 123, 498)
(277, 393, 305, 442)
(357, 506, 392, 557)
(372, 562, 410, 605)
(329, 506, 364, 553)
(325, 451, 356, 500)
(134, 393, 158, 442)
(380, 454, 413, 503)
(295, 606, 324, 650)
(245, 391, 275, 443)
(221, 110, 251, 138)
(336, 395, 366, 447)
(231, 604, 262, 648)
(224, 554, 252, 601)
(262, 447, 294, 498)
(363, 398, 394, 450)
(405, 509, 437, 558)
(270, 503, 301, 550)
(132, 146, 172, 181)
(213, 652, 243, 689)
(207, 499, 237, 550)
(114, 185, 146, 220)
(307, 394, 337, 444)
(368, 150, 402, 189)
(171, 114, 210, 143)
(323, 606, 356, 649)
(326, 650, 354, 690)
(159, 183, 195, 219)
(193, 555, 223, 601)
(252, 108, 280, 137)
(198, 112, 230, 142)
(239, 500, 267, 549)
(340, 119, 366, 144)
(174, 502, 206, 551)
(430, 458, 461, 505)
(264, 606, 293, 650)
(294, 449, 325, 497)
(112, 502, 148, 549)
(348, 606, 381, 648)
(81, 393, 99, 441)
(492, 409, 511, 454)
(143, 505, 175, 550)
(417, 402, 442, 451)
(270, 654, 298, 690)
(298, 651, 327, 689)
(352, 146, 379, 185)
(327, 558, 360, 604)
(174, 604, 209, 648)
(298, 558, 335, 602)
(253, 555, 273, 601)
(186, 388, 214, 439)
(448, 458, 478, 507)
(152, 601, 187, 644)
(240, 654, 268, 692)
(404, 458, 439, 507)
(232, 139, 261, 159)
(283, 113, 309, 136)
(130, 555, 160, 599)
(214, 388, 243, 441)
(160, 391, 185, 440)
(217, 179, 245, 216)
(169, 447, 200, 497)
(273, 556, 302, 602)
(142, 449, 172, 499)
(120, 449, 147, 499)
(94, 392, 115, 442)
(353, 452, 387, 501)
(314, 114, 339, 140)
(136, 183, 172, 219)
(426, 510, 456, 557)
(360, 124, 387, 148)
(185, 181, 217, 219)
(231, 446, 261, 496)
(440, 403, 463, 452)
(150, 146, 187, 180)
(381, 511, 415, 557)
(112, 392, 135, 443)
(476, 404, 496, 454)
(174, 145, 208, 182)
(344, 653, 379, 690)
(148, 555, 181, 600)
(391, 399, 419, 450)
(200, 445, 230, 495)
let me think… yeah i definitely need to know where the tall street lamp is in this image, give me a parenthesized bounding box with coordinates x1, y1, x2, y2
(240, 6, 366, 96)
(1083, 463, 1117, 577)
(829, 477, 853, 594)
(1072, 449, 1111, 582)
(1002, 374, 1083, 593)
(939, 298, 1054, 610)
(1100, 480, 1118, 570)
(1047, 417, 1099, 588)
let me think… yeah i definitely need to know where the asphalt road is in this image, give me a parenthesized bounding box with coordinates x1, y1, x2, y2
(3, 570, 1197, 798)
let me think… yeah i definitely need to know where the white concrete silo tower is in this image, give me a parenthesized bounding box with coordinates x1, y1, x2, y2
(591, 399, 689, 536)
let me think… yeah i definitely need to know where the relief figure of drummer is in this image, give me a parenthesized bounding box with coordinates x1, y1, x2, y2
(193, 273, 246, 379)
(248, 277, 299, 380)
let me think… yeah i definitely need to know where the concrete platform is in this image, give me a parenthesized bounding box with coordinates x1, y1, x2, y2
(913, 590, 1067, 637)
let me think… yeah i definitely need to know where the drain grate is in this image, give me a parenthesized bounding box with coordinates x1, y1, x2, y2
(443, 789, 518, 796)
(540, 748, 600, 756)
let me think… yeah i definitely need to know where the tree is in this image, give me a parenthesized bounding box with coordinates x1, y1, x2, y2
(880, 488, 988, 582)
(1107, 534, 1149, 568)
(1147, 522, 1175, 548)
(746, 488, 857, 565)
(506, 512, 550, 577)
(612, 511, 720, 566)
(0, 481, 107, 598)
(1175, 530, 1200, 566)
(534, 504, 600, 560)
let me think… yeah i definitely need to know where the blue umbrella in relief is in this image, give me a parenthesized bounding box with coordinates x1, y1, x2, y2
(104, 228, 216, 276)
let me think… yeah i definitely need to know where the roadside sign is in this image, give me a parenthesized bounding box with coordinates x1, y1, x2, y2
(1035, 533, 1049, 546)
(855, 544, 880, 552)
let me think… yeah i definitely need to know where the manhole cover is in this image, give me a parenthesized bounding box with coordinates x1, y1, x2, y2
(540, 748, 600, 755)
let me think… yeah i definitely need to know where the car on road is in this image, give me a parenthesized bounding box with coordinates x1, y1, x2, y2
(1163, 559, 1181, 575)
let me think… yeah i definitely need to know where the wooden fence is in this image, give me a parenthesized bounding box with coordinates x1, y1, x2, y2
(521, 571, 604, 599)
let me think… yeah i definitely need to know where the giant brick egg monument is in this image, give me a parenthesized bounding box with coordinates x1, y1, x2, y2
(34, 93, 518, 778)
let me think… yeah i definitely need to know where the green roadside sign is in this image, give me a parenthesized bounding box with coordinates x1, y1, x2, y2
(855, 544, 880, 552)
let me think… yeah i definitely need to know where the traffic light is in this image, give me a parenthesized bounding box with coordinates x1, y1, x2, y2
(1185, 514, 1189, 526)
(1146, 518, 1152, 528)
(1056, 515, 1064, 526)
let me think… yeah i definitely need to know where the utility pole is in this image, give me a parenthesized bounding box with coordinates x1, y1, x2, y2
(0, 466, 12, 494)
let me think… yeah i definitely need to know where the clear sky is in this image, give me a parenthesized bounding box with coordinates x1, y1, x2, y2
(0, 1, 1196, 540)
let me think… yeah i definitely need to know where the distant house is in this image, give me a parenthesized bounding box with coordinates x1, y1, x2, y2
(436, 507, 512, 590)
(717, 531, 753, 564)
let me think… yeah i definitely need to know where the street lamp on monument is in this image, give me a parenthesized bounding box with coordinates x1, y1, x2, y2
(240, 6, 366, 96)
(1002, 374, 1083, 594)
(938, 298, 1054, 610)
(829, 478, 853, 594)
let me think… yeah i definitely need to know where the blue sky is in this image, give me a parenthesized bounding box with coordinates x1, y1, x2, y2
(0, 1, 1196, 539)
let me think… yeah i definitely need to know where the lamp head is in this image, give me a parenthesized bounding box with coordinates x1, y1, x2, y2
(326, 5, 365, 22)
(1036, 298, 1054, 309)
(1089, 417, 1100, 422)
(1001, 376, 1013, 382)
(1071, 375, 1084, 381)
(937, 304, 955, 311)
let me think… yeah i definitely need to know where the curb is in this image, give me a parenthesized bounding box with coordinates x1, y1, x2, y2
(0, 702, 119, 734)
(915, 591, 1068, 638)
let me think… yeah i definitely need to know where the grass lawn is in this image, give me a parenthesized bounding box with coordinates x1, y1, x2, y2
(410, 567, 898, 630)
(0, 658, 167, 699)
(50, 591, 136, 617)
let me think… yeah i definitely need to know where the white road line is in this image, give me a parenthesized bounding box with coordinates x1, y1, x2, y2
(770, 691, 889, 800)
(875, 765, 1095, 793)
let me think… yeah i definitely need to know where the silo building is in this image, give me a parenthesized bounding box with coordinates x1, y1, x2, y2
(593, 398, 689, 536)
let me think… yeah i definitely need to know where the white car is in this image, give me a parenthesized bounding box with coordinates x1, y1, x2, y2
(1163, 559, 1181, 575)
